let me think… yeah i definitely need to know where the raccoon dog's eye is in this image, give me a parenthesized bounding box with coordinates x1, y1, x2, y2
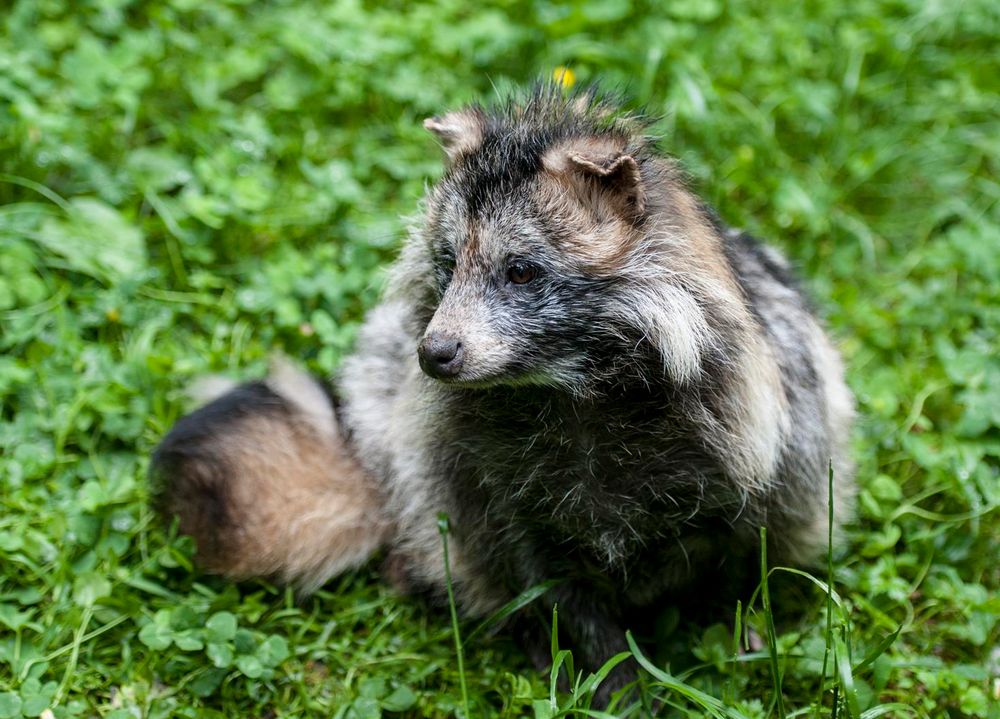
(506, 261, 537, 285)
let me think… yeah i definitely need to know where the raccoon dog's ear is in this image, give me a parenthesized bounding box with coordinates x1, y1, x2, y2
(423, 109, 485, 164)
(543, 139, 646, 217)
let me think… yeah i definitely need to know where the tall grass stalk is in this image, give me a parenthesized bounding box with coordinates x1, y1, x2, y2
(438, 513, 471, 719)
(818, 461, 837, 716)
(759, 526, 786, 718)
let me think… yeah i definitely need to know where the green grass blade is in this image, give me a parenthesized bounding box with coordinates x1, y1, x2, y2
(465, 578, 562, 643)
(852, 625, 902, 674)
(625, 631, 750, 719)
(834, 630, 861, 719)
(858, 704, 917, 719)
(550, 649, 571, 704)
(438, 513, 471, 719)
(819, 460, 837, 717)
(573, 651, 632, 706)
(726, 599, 743, 704)
(759, 526, 786, 718)
(769, 568, 846, 612)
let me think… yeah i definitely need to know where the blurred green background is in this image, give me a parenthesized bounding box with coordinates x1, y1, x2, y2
(0, 0, 997, 717)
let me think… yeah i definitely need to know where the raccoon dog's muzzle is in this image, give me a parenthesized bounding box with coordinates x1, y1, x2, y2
(417, 333, 464, 378)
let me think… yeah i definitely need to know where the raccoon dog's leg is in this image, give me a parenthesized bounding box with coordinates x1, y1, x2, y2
(151, 359, 390, 592)
(544, 584, 638, 707)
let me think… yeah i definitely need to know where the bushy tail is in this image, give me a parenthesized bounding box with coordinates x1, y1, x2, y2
(151, 358, 390, 592)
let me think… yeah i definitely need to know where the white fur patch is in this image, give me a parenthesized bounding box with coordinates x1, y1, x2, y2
(424, 110, 485, 164)
(728, 336, 790, 489)
(621, 282, 716, 385)
(267, 356, 337, 441)
(186, 375, 238, 407)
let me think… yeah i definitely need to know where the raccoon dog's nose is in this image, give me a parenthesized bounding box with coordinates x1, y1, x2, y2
(418, 335, 464, 379)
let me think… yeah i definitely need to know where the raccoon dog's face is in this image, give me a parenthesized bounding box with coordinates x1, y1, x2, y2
(415, 102, 650, 390)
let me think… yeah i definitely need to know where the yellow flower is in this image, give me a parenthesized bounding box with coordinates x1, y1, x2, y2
(553, 66, 576, 89)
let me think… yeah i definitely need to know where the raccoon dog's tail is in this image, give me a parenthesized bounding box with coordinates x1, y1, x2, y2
(150, 358, 389, 592)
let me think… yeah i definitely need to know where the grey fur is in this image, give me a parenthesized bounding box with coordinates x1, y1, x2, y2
(152, 84, 854, 702)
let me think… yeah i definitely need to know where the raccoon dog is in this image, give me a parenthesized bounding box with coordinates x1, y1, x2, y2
(152, 85, 854, 700)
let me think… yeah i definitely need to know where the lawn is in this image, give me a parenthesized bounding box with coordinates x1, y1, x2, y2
(1, 0, 998, 716)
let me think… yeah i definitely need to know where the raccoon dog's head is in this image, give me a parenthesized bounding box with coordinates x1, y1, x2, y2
(413, 85, 693, 391)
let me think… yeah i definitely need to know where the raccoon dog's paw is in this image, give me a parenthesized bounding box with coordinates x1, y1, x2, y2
(150, 358, 390, 592)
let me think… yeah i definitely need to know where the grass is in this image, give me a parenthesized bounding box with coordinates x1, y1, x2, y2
(1, 0, 998, 716)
